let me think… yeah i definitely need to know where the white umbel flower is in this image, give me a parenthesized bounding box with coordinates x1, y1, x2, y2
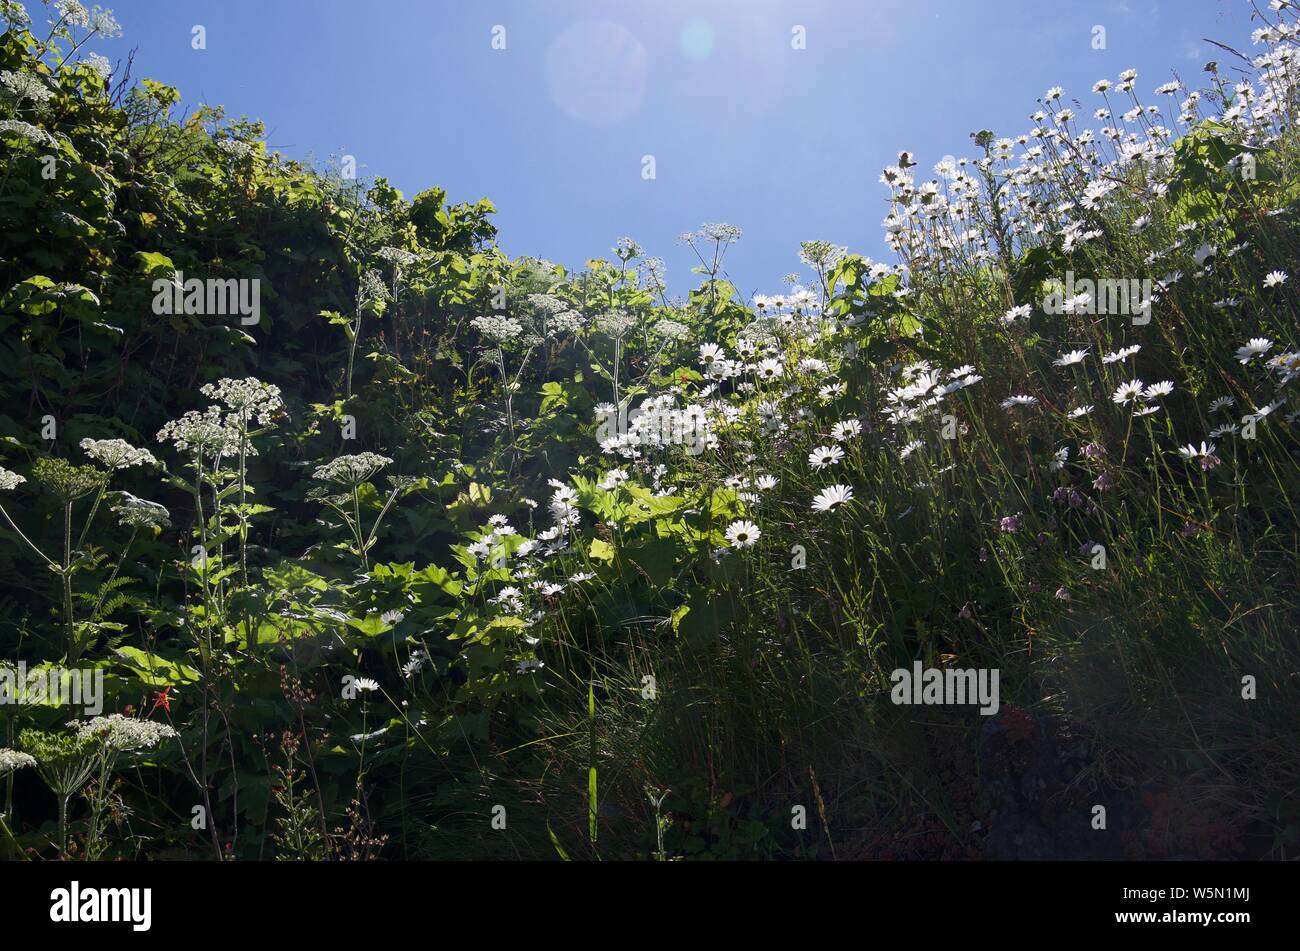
(313, 452, 393, 486)
(69, 715, 179, 751)
(110, 492, 171, 530)
(199, 377, 284, 425)
(0, 467, 24, 491)
(80, 438, 158, 470)
(0, 748, 36, 775)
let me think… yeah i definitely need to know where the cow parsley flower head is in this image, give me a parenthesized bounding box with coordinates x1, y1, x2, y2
(0, 69, 55, 106)
(545, 309, 585, 336)
(614, 236, 642, 259)
(0, 118, 54, 146)
(638, 256, 667, 287)
(0, 467, 24, 492)
(695, 222, 743, 243)
(32, 456, 107, 503)
(69, 715, 178, 752)
(376, 246, 418, 268)
(356, 269, 388, 308)
(156, 406, 242, 457)
(110, 492, 171, 530)
(313, 452, 393, 486)
(53, 0, 91, 28)
(199, 377, 284, 426)
(215, 138, 255, 160)
(595, 310, 636, 339)
(0, 748, 36, 775)
(80, 438, 157, 470)
(653, 318, 690, 341)
(82, 52, 112, 79)
(471, 314, 524, 342)
(799, 240, 847, 270)
(0, 1, 31, 28)
(87, 5, 121, 37)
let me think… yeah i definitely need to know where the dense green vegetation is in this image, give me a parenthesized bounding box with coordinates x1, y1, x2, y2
(1, 2, 1298, 860)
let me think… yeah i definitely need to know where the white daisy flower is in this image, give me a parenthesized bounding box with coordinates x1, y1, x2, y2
(1177, 441, 1216, 460)
(1053, 349, 1089, 368)
(811, 484, 854, 513)
(1102, 345, 1141, 364)
(1236, 337, 1274, 364)
(724, 519, 761, 549)
(808, 445, 845, 470)
(599, 469, 629, 490)
(831, 419, 862, 442)
(1112, 380, 1145, 405)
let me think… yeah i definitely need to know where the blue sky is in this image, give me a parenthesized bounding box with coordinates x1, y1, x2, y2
(78, 0, 1256, 297)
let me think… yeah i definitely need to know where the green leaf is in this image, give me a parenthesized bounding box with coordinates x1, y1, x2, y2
(134, 251, 176, 275)
(116, 646, 201, 687)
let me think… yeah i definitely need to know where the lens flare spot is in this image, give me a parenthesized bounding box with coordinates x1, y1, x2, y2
(680, 19, 714, 61)
(545, 20, 648, 123)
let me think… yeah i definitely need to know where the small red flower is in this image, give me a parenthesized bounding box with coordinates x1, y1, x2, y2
(150, 687, 172, 715)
